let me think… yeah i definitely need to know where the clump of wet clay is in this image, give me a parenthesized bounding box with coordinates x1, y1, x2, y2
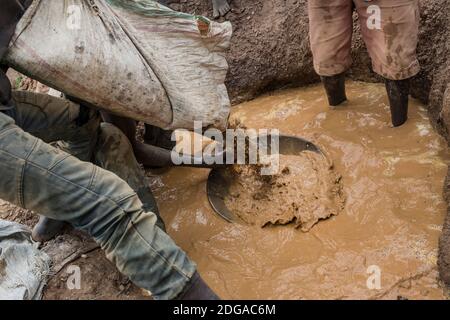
(224, 152, 345, 231)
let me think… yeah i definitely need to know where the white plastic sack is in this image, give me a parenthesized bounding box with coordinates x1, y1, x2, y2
(4, 0, 232, 130)
(0, 220, 50, 300)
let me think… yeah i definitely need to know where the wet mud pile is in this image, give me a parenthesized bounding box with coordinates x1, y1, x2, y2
(225, 153, 345, 231)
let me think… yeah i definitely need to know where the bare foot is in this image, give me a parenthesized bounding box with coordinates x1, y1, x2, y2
(212, 0, 230, 18)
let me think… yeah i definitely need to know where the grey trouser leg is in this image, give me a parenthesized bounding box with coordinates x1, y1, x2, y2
(94, 122, 166, 231)
(0, 91, 196, 299)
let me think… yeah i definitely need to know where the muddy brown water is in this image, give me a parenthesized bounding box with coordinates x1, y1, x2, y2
(149, 81, 449, 300)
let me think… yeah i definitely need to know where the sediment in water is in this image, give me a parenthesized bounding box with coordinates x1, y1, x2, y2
(224, 152, 345, 231)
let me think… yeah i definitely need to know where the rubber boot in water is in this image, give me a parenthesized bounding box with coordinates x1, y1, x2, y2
(385, 78, 410, 127)
(32, 216, 67, 243)
(321, 73, 347, 106)
(176, 272, 220, 300)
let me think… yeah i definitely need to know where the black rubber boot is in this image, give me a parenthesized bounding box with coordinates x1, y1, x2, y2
(176, 272, 220, 300)
(32, 216, 67, 243)
(321, 73, 347, 106)
(137, 187, 166, 232)
(385, 78, 410, 127)
(156, 0, 171, 7)
(1, 0, 32, 109)
(144, 124, 176, 150)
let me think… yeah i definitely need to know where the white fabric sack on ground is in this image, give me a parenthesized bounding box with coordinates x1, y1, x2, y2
(5, 0, 232, 130)
(0, 220, 51, 300)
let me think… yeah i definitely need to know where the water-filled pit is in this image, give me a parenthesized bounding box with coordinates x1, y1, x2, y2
(149, 81, 449, 299)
